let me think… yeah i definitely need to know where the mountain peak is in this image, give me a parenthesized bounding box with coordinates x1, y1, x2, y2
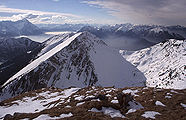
(75, 31, 107, 46)
(0, 32, 145, 100)
(79, 26, 97, 32)
(21, 18, 29, 22)
(15, 18, 30, 24)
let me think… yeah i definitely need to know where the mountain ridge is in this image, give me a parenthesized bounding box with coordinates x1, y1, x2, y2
(120, 39, 186, 89)
(79, 24, 185, 50)
(0, 32, 146, 101)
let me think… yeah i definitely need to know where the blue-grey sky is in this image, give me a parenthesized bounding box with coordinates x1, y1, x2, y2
(0, 0, 186, 25)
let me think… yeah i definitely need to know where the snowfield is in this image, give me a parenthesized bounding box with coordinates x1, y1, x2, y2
(89, 107, 125, 118)
(0, 88, 80, 118)
(34, 113, 73, 120)
(120, 39, 186, 89)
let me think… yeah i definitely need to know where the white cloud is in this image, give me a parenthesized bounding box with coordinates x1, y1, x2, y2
(0, 5, 114, 24)
(0, 6, 95, 24)
(0, 5, 6, 8)
(83, 0, 186, 26)
(11, 14, 39, 20)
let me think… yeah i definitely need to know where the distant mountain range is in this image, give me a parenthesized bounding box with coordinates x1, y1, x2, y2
(0, 19, 43, 37)
(79, 24, 186, 50)
(37, 23, 86, 32)
(0, 19, 185, 49)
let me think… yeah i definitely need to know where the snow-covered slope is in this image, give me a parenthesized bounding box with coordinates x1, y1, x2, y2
(120, 39, 186, 89)
(0, 32, 145, 101)
(37, 33, 75, 56)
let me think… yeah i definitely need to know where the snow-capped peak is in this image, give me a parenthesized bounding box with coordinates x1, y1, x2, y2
(150, 27, 164, 33)
(15, 18, 35, 30)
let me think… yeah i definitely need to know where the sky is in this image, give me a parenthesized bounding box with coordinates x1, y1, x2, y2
(0, 0, 186, 26)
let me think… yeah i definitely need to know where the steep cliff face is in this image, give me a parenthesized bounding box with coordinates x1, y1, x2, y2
(0, 37, 40, 63)
(0, 37, 41, 86)
(120, 39, 186, 89)
(0, 32, 145, 101)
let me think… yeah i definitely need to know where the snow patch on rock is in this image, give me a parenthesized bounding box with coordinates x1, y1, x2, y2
(142, 111, 161, 119)
(89, 107, 125, 118)
(155, 101, 166, 106)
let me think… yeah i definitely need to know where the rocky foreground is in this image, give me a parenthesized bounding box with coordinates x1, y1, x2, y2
(0, 86, 185, 120)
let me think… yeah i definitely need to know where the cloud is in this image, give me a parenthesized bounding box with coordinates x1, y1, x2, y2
(40, 17, 51, 22)
(10, 14, 39, 20)
(25, 14, 39, 19)
(0, 5, 6, 8)
(0, 6, 95, 24)
(0, 5, 79, 18)
(83, 0, 186, 25)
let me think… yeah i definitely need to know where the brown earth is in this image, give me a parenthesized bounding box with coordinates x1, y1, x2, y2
(0, 86, 185, 120)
